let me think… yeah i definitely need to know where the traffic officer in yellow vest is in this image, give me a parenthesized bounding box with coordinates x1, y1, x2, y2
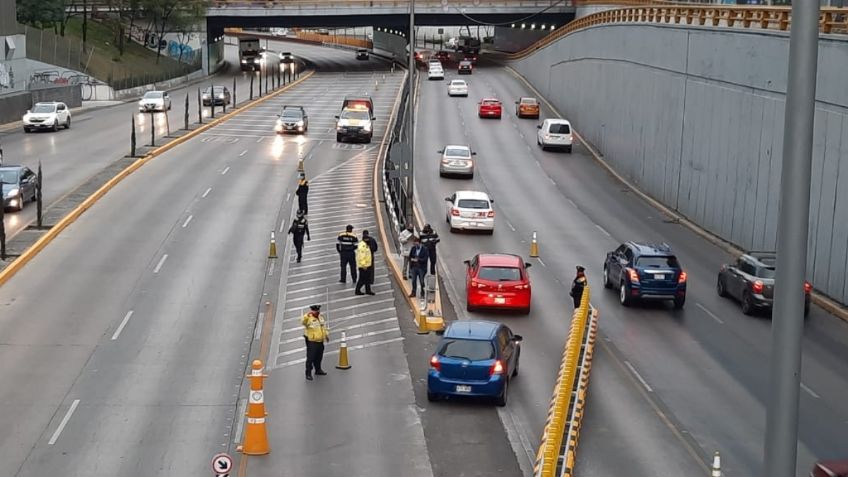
(570, 265, 587, 308)
(302, 304, 329, 381)
(354, 231, 376, 296)
(336, 224, 358, 284)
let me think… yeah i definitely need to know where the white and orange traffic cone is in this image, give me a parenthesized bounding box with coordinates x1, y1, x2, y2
(711, 451, 721, 477)
(530, 231, 539, 257)
(238, 360, 270, 455)
(269, 231, 277, 259)
(336, 332, 351, 369)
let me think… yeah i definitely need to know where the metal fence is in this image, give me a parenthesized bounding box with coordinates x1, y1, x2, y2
(383, 73, 413, 232)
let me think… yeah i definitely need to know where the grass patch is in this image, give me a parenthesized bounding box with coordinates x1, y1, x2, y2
(64, 17, 198, 89)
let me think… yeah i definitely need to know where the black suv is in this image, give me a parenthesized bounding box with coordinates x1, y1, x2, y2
(604, 242, 687, 308)
(717, 251, 811, 316)
(458, 60, 473, 74)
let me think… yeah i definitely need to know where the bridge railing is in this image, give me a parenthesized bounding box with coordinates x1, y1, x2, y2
(210, 0, 572, 8)
(509, 4, 848, 60)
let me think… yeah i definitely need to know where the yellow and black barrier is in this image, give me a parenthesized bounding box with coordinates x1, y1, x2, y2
(533, 287, 599, 477)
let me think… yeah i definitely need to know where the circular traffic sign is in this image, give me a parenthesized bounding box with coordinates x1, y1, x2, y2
(211, 453, 233, 474)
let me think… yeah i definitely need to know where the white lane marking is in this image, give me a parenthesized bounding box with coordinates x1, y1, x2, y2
(537, 258, 547, 267)
(202, 187, 212, 198)
(268, 261, 275, 277)
(279, 318, 397, 345)
(595, 224, 612, 238)
(695, 303, 724, 324)
(221, 166, 230, 175)
(624, 360, 654, 393)
(276, 327, 400, 357)
(279, 220, 286, 233)
(48, 399, 80, 445)
(254, 313, 265, 340)
(286, 193, 292, 202)
(233, 398, 248, 445)
(239, 150, 248, 157)
(506, 221, 516, 232)
(153, 254, 168, 274)
(549, 177, 555, 185)
(182, 215, 193, 228)
(801, 383, 820, 399)
(111, 310, 135, 340)
(274, 337, 404, 368)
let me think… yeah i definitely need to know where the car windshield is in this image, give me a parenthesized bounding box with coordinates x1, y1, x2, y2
(281, 110, 302, 119)
(439, 339, 495, 361)
(457, 199, 489, 209)
(143, 92, 163, 99)
(341, 110, 370, 120)
(636, 255, 680, 268)
(32, 104, 56, 113)
(0, 170, 20, 184)
(483, 100, 499, 106)
(479, 266, 521, 281)
(758, 267, 776, 279)
(204, 87, 225, 94)
(451, 81, 465, 86)
(521, 98, 537, 105)
(444, 147, 471, 157)
(549, 123, 571, 134)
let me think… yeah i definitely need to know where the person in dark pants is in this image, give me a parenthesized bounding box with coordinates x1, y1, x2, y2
(336, 224, 358, 283)
(355, 230, 378, 295)
(420, 224, 440, 275)
(570, 265, 587, 308)
(288, 210, 310, 263)
(301, 304, 329, 380)
(407, 236, 429, 299)
(296, 174, 309, 215)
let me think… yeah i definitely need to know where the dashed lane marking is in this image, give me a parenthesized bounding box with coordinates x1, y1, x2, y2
(239, 150, 247, 157)
(48, 399, 80, 445)
(111, 310, 134, 340)
(153, 254, 168, 274)
(274, 337, 404, 369)
(222, 166, 230, 175)
(182, 215, 193, 228)
(202, 187, 212, 198)
(801, 383, 821, 399)
(624, 360, 654, 393)
(695, 303, 724, 324)
(595, 224, 612, 238)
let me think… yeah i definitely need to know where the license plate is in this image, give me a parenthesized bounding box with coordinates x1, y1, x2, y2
(653, 274, 665, 280)
(494, 297, 505, 304)
(476, 212, 487, 217)
(456, 385, 472, 393)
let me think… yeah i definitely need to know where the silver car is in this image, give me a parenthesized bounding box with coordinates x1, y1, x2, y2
(438, 145, 476, 178)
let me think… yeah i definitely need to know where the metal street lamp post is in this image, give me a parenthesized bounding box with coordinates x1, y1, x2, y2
(407, 0, 415, 225)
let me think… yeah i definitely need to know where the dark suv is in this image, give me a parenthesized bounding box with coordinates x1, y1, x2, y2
(603, 242, 687, 308)
(717, 251, 811, 316)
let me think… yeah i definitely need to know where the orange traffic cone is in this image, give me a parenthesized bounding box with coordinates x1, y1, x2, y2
(239, 360, 270, 455)
(269, 231, 277, 259)
(336, 331, 351, 369)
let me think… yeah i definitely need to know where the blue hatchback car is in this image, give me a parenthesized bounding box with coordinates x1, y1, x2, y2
(603, 242, 687, 309)
(427, 320, 522, 406)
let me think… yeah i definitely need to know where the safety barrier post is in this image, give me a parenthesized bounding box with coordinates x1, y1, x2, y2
(238, 360, 270, 455)
(269, 231, 277, 258)
(711, 451, 721, 477)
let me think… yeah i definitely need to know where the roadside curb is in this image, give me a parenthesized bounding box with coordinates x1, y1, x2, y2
(503, 65, 848, 325)
(0, 69, 315, 289)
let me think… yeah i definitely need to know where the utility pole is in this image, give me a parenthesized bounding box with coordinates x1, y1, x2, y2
(407, 0, 416, 225)
(763, 3, 820, 477)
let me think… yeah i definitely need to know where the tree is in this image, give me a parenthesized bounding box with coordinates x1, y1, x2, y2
(16, 0, 64, 29)
(143, 0, 208, 64)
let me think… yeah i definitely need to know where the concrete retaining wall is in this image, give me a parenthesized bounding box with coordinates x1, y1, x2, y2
(0, 84, 81, 123)
(512, 24, 848, 303)
(373, 30, 407, 62)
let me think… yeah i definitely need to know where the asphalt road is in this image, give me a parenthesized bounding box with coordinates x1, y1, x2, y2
(0, 40, 303, 239)
(413, 60, 848, 476)
(0, 43, 405, 477)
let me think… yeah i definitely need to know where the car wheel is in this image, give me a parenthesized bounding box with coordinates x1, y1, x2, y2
(741, 292, 755, 315)
(603, 266, 612, 289)
(24, 127, 30, 133)
(427, 391, 438, 402)
(486, 228, 494, 236)
(673, 295, 686, 309)
(804, 303, 810, 318)
(65, 117, 71, 129)
(52, 122, 59, 132)
(466, 302, 476, 312)
(566, 145, 572, 153)
(520, 306, 530, 315)
(716, 277, 728, 297)
(512, 350, 520, 377)
(336, 134, 343, 142)
(495, 378, 508, 407)
(619, 282, 632, 307)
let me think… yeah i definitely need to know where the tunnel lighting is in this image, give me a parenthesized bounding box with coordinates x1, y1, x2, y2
(550, 24, 556, 30)
(521, 23, 526, 29)
(511, 23, 515, 28)
(541, 24, 546, 30)
(530, 23, 536, 29)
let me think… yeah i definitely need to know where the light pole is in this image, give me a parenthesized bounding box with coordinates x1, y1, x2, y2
(407, 0, 415, 225)
(763, 3, 821, 477)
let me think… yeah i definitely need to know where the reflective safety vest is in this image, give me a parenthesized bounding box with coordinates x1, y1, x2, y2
(356, 240, 372, 268)
(302, 313, 328, 342)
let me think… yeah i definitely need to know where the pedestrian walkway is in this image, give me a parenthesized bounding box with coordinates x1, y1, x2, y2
(249, 147, 434, 477)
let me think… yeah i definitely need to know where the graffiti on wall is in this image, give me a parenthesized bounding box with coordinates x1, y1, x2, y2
(128, 25, 199, 64)
(0, 62, 12, 89)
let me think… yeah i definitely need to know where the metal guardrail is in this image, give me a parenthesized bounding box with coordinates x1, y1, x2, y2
(210, 0, 572, 8)
(509, 4, 848, 60)
(533, 288, 599, 477)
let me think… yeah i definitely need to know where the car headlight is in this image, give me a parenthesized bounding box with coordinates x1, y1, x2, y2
(296, 120, 304, 127)
(7, 188, 19, 197)
(336, 125, 344, 131)
(363, 123, 372, 132)
(218, 94, 225, 99)
(241, 59, 247, 64)
(202, 94, 209, 99)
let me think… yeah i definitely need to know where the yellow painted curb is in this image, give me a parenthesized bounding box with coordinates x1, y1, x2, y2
(504, 65, 848, 323)
(0, 70, 316, 289)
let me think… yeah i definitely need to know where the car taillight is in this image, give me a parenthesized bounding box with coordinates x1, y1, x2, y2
(451, 208, 460, 216)
(430, 355, 441, 371)
(514, 284, 529, 290)
(489, 360, 504, 376)
(470, 279, 486, 289)
(487, 210, 495, 218)
(804, 281, 812, 294)
(678, 271, 687, 284)
(752, 280, 764, 294)
(626, 267, 640, 284)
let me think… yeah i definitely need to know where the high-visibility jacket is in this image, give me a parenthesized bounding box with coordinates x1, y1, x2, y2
(302, 312, 328, 342)
(336, 232, 358, 253)
(356, 240, 372, 268)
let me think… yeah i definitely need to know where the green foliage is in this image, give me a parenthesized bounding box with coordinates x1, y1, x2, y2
(16, 0, 64, 28)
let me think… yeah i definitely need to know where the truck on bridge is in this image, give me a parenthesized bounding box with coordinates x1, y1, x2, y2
(239, 37, 262, 71)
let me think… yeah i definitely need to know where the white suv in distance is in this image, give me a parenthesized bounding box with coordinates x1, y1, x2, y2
(447, 80, 468, 97)
(23, 102, 71, 132)
(444, 190, 495, 233)
(138, 90, 171, 112)
(428, 64, 444, 80)
(438, 144, 476, 178)
(537, 118, 573, 152)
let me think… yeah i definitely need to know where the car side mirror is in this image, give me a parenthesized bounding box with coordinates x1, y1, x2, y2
(463, 260, 471, 266)
(26, 110, 30, 114)
(372, 116, 377, 120)
(471, 152, 477, 155)
(537, 125, 542, 129)
(515, 101, 519, 104)
(524, 263, 532, 269)
(512, 335, 523, 342)
(437, 149, 444, 154)
(489, 198, 494, 203)
(444, 197, 451, 201)
(334, 115, 339, 119)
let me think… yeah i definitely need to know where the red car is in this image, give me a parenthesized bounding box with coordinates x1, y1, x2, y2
(464, 253, 532, 314)
(478, 98, 502, 119)
(812, 461, 848, 477)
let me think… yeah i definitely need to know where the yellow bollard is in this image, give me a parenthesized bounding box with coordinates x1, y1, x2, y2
(238, 360, 270, 455)
(336, 331, 351, 369)
(530, 231, 539, 257)
(416, 312, 429, 335)
(297, 158, 305, 173)
(711, 451, 721, 477)
(269, 231, 277, 259)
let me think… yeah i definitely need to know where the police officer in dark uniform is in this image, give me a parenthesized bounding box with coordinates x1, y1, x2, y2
(570, 265, 587, 308)
(296, 174, 309, 215)
(419, 224, 440, 275)
(336, 224, 358, 283)
(288, 210, 310, 263)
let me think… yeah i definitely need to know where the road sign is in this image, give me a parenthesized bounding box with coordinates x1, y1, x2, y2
(211, 453, 233, 475)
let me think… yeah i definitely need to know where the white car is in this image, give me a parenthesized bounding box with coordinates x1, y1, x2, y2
(138, 90, 171, 112)
(537, 118, 573, 152)
(444, 190, 495, 233)
(447, 79, 468, 97)
(428, 66, 444, 81)
(23, 102, 71, 133)
(438, 144, 476, 178)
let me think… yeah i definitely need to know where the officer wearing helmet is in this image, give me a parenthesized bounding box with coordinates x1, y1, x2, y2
(288, 209, 310, 263)
(570, 265, 587, 308)
(336, 224, 358, 283)
(419, 224, 440, 275)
